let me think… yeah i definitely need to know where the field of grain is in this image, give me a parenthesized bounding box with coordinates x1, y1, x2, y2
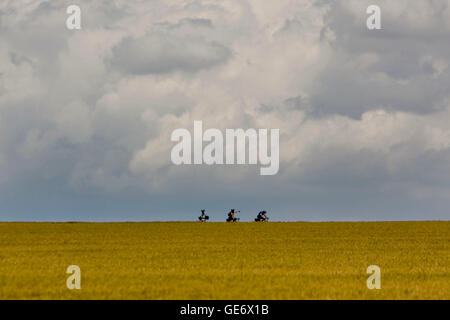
(0, 221, 448, 299)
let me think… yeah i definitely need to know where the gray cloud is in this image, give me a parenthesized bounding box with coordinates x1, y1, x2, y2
(0, 0, 449, 221)
(311, 0, 450, 117)
(110, 32, 231, 74)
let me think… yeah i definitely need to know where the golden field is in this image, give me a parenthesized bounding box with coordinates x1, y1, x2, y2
(0, 221, 448, 299)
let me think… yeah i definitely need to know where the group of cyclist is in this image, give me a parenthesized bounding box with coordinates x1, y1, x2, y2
(198, 209, 269, 222)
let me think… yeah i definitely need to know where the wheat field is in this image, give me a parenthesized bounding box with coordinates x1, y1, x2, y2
(0, 221, 448, 299)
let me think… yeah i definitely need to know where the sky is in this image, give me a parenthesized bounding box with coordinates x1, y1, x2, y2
(0, 0, 449, 221)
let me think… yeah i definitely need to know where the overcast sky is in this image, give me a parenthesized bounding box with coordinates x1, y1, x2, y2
(1, 0, 449, 221)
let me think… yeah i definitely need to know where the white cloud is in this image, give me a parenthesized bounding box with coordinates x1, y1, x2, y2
(1, 0, 450, 220)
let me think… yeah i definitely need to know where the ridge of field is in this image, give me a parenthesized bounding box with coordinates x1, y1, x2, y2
(0, 221, 448, 299)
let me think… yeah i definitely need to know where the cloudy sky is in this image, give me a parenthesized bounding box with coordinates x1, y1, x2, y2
(1, 0, 449, 221)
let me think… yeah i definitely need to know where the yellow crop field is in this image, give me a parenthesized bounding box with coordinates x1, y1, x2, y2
(0, 221, 448, 300)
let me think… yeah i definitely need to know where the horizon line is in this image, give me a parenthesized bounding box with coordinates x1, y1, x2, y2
(0, 220, 448, 223)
